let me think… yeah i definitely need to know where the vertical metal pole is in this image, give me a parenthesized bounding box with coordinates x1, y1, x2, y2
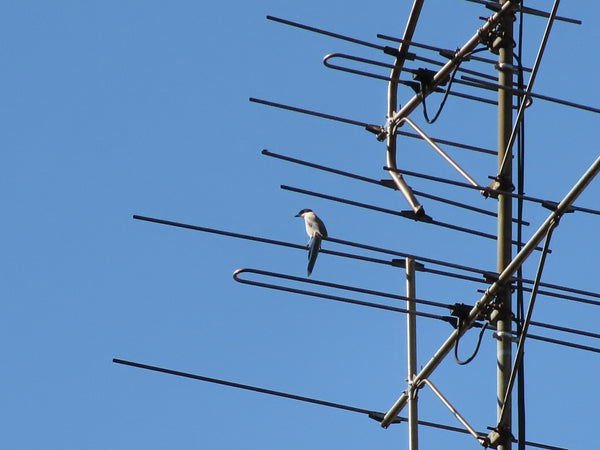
(405, 257, 418, 450)
(496, 2, 514, 449)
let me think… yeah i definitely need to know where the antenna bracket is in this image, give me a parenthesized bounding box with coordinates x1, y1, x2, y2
(482, 175, 514, 198)
(365, 124, 387, 141)
(484, 425, 515, 449)
(412, 68, 448, 96)
(449, 302, 473, 321)
(478, 13, 515, 55)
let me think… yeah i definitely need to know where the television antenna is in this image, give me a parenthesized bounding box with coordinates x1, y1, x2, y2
(116, 1, 600, 448)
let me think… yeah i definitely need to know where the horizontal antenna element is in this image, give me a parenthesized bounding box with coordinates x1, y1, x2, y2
(112, 358, 568, 449)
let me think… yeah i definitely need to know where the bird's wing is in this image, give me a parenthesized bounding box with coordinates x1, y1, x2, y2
(315, 216, 328, 238)
(307, 235, 322, 277)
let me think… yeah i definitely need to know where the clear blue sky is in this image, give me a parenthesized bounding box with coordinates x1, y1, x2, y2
(2, 1, 598, 449)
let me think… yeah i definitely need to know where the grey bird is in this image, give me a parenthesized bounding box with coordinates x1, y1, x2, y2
(295, 209, 328, 276)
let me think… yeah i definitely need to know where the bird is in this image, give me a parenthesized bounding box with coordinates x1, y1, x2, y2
(295, 209, 328, 277)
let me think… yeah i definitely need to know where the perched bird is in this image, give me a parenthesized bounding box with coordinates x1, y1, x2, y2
(295, 209, 328, 276)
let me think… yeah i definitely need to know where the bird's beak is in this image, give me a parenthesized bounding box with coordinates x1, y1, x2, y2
(295, 213, 301, 217)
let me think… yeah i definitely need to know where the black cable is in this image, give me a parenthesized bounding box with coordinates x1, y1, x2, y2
(454, 320, 489, 365)
(420, 47, 487, 124)
(421, 64, 460, 124)
(515, 5, 527, 449)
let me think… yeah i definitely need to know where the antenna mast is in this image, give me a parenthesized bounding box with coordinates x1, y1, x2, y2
(495, 1, 514, 448)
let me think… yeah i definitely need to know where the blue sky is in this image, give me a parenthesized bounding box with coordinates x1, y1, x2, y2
(2, 1, 599, 449)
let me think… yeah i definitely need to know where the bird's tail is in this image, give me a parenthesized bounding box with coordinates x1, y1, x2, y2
(307, 235, 322, 277)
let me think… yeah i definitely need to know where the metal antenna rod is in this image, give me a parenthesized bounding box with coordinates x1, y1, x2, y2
(460, 75, 600, 115)
(376, 34, 532, 72)
(405, 258, 418, 450)
(112, 358, 569, 450)
(389, 166, 600, 217)
(399, 117, 479, 188)
(234, 268, 600, 355)
(135, 213, 600, 304)
(495, 3, 515, 448)
(462, 0, 580, 25)
(322, 53, 500, 107)
(233, 268, 600, 351)
(379, 152, 600, 429)
(385, 0, 426, 217)
(251, 98, 497, 155)
(422, 379, 485, 445)
(262, 149, 512, 221)
(281, 185, 547, 249)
